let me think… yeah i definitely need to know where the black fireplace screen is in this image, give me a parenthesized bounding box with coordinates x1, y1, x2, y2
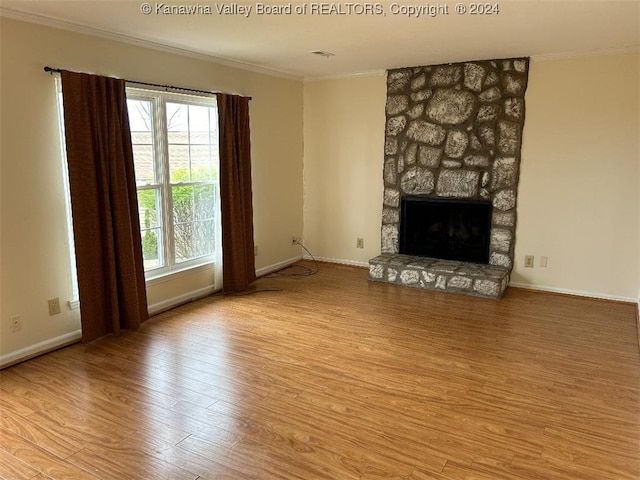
(399, 197, 492, 264)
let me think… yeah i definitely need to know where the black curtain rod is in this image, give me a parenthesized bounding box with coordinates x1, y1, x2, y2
(43, 66, 252, 100)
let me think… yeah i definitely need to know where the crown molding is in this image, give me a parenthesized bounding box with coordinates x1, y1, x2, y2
(0, 6, 303, 81)
(303, 44, 640, 81)
(304, 69, 386, 83)
(531, 45, 639, 62)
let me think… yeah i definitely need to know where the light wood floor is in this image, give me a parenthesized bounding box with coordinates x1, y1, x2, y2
(1, 262, 639, 480)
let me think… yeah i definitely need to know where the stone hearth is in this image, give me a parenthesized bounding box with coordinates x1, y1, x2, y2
(371, 58, 529, 298)
(369, 253, 510, 298)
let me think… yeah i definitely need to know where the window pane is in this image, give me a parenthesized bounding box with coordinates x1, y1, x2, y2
(172, 184, 194, 263)
(172, 185, 215, 263)
(174, 221, 215, 264)
(194, 185, 215, 220)
(137, 188, 163, 270)
(128, 99, 156, 184)
(132, 145, 154, 184)
(131, 131, 153, 144)
(166, 103, 188, 144)
(128, 99, 153, 132)
(138, 189, 160, 228)
(188, 105, 210, 144)
(168, 144, 190, 182)
(141, 228, 162, 269)
(190, 145, 213, 181)
(167, 103, 218, 183)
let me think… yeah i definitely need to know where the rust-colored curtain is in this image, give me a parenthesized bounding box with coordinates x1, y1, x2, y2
(217, 94, 256, 292)
(61, 71, 148, 342)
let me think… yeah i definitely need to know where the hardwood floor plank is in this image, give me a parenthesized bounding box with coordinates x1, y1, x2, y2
(177, 432, 359, 480)
(0, 409, 81, 459)
(0, 427, 102, 480)
(540, 425, 640, 478)
(23, 404, 136, 450)
(66, 445, 200, 480)
(210, 396, 438, 477)
(151, 443, 253, 479)
(0, 389, 37, 418)
(509, 452, 637, 480)
(439, 459, 525, 480)
(0, 447, 40, 480)
(1, 262, 638, 479)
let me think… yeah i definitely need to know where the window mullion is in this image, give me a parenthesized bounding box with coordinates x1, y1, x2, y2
(155, 96, 174, 271)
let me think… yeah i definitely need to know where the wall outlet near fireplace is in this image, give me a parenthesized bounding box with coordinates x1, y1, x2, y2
(524, 255, 534, 268)
(10, 315, 22, 332)
(356, 238, 364, 249)
(48, 297, 61, 316)
(540, 256, 548, 268)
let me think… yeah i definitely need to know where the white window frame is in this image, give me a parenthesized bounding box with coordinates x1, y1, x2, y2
(126, 87, 222, 284)
(55, 77, 80, 308)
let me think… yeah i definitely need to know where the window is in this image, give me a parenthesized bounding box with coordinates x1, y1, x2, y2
(126, 88, 221, 279)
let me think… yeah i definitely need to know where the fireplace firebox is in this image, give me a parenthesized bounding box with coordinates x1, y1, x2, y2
(399, 197, 492, 264)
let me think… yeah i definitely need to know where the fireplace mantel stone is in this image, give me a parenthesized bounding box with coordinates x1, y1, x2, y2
(371, 58, 529, 298)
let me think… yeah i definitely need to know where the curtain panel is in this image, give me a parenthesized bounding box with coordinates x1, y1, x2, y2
(61, 70, 148, 342)
(217, 94, 256, 293)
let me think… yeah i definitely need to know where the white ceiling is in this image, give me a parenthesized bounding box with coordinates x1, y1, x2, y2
(2, 0, 639, 79)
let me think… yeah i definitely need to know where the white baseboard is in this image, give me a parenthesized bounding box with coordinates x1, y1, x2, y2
(1, 256, 304, 369)
(256, 255, 303, 277)
(304, 254, 369, 268)
(509, 282, 637, 304)
(1, 329, 82, 369)
(148, 256, 305, 315)
(272, 256, 636, 305)
(148, 256, 302, 316)
(148, 285, 218, 316)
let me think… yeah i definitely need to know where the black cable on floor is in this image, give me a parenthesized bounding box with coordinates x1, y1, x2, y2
(211, 288, 284, 297)
(264, 240, 319, 278)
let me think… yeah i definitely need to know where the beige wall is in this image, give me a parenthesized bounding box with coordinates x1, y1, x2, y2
(303, 75, 386, 264)
(514, 53, 639, 299)
(303, 53, 640, 300)
(0, 18, 303, 362)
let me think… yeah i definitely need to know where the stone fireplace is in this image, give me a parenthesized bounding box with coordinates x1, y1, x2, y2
(369, 58, 529, 298)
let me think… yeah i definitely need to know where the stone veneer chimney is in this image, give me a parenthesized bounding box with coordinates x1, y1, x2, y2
(369, 58, 529, 298)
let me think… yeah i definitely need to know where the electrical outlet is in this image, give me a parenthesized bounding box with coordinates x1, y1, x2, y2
(48, 297, 61, 316)
(540, 256, 548, 268)
(292, 236, 300, 245)
(356, 237, 364, 249)
(254, 245, 258, 257)
(524, 255, 534, 268)
(10, 315, 22, 332)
